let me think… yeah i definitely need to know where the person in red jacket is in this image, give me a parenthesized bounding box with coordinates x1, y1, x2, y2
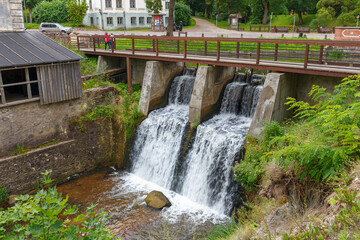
(104, 32, 111, 50)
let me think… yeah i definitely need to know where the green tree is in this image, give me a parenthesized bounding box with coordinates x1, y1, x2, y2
(145, 0, 163, 14)
(25, 0, 41, 23)
(66, 0, 88, 26)
(33, 0, 69, 23)
(175, 1, 192, 25)
(286, 0, 318, 25)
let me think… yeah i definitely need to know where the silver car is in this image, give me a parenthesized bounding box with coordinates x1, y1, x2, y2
(39, 23, 73, 35)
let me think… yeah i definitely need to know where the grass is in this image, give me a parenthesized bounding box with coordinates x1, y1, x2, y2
(184, 18, 196, 29)
(25, 23, 40, 29)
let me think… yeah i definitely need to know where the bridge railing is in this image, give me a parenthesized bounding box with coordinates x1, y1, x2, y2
(76, 35, 360, 70)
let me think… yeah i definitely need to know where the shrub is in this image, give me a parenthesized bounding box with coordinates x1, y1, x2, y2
(0, 186, 7, 203)
(175, 1, 192, 26)
(0, 170, 119, 239)
(33, 0, 69, 23)
(66, 0, 88, 27)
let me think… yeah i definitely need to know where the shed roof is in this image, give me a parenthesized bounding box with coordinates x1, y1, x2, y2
(0, 31, 82, 69)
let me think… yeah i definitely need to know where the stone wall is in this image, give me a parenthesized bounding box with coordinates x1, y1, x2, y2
(0, 87, 124, 194)
(0, 0, 24, 31)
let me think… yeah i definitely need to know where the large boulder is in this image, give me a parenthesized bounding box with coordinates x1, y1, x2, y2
(145, 191, 172, 209)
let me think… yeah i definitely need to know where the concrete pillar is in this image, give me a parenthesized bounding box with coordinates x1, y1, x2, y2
(248, 73, 341, 137)
(96, 55, 125, 72)
(139, 61, 184, 116)
(249, 73, 296, 137)
(189, 65, 235, 127)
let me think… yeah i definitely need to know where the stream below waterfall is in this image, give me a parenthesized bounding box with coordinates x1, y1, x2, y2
(58, 71, 264, 239)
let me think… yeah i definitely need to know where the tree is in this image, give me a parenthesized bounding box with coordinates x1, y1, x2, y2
(167, 0, 175, 36)
(175, 1, 192, 26)
(33, 0, 69, 23)
(25, 0, 41, 23)
(66, 0, 88, 26)
(145, 0, 162, 14)
(287, 0, 317, 25)
(260, 0, 270, 24)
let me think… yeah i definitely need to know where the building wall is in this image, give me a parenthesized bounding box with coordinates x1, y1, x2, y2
(84, 0, 169, 30)
(0, 0, 24, 31)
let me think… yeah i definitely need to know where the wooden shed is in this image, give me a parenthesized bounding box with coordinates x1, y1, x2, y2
(0, 31, 82, 107)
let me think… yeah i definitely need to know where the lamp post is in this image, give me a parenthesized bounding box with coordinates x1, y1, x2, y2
(293, 15, 295, 33)
(269, 12, 273, 32)
(357, 15, 359, 27)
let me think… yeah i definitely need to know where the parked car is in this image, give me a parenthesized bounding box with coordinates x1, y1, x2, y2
(39, 23, 72, 35)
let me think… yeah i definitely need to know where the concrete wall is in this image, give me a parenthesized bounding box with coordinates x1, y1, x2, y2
(97, 56, 146, 85)
(139, 61, 184, 116)
(0, 87, 124, 194)
(189, 65, 235, 127)
(249, 73, 341, 137)
(0, 0, 24, 31)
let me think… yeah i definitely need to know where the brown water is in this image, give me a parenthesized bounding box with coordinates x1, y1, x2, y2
(57, 169, 229, 239)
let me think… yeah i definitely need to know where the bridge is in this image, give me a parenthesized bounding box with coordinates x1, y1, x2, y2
(76, 35, 360, 78)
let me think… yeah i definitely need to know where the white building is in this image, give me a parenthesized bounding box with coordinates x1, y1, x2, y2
(84, 0, 169, 30)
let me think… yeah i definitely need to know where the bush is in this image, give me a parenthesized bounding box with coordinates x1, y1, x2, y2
(0, 170, 119, 239)
(175, 1, 192, 26)
(0, 186, 7, 203)
(33, 0, 69, 24)
(66, 0, 88, 27)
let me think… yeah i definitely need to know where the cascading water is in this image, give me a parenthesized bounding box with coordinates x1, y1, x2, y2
(131, 71, 264, 215)
(179, 78, 264, 215)
(130, 72, 195, 189)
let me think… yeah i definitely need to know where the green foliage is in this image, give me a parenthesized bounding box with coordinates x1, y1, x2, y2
(0, 170, 119, 239)
(85, 105, 115, 121)
(205, 218, 238, 240)
(235, 75, 360, 191)
(66, 0, 88, 26)
(0, 186, 8, 204)
(284, 182, 360, 239)
(11, 144, 27, 156)
(146, 0, 163, 14)
(33, 0, 69, 23)
(175, 1, 192, 26)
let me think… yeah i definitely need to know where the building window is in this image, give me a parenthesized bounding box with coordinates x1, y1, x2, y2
(139, 17, 144, 25)
(165, 2, 169, 9)
(147, 17, 152, 24)
(90, 17, 94, 25)
(105, 0, 112, 8)
(117, 17, 123, 24)
(116, 0, 122, 8)
(130, 0, 135, 8)
(0, 68, 39, 105)
(131, 17, 136, 25)
(89, 0, 92, 9)
(107, 17, 113, 25)
(165, 17, 169, 25)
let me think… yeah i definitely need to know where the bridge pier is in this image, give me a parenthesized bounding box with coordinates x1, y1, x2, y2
(189, 65, 235, 128)
(249, 73, 341, 137)
(139, 61, 184, 116)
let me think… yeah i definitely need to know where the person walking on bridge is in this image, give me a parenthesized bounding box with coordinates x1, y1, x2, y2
(104, 32, 111, 50)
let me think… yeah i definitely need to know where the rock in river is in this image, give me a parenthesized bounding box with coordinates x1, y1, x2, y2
(145, 190, 172, 209)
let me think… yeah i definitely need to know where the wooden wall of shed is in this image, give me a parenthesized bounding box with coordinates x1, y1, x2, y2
(37, 62, 82, 104)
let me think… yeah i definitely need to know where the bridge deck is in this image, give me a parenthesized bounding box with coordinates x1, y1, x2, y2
(77, 35, 360, 78)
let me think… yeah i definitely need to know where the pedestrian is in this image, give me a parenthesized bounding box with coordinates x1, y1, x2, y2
(173, 22, 177, 31)
(179, 21, 183, 31)
(110, 32, 115, 50)
(104, 32, 111, 50)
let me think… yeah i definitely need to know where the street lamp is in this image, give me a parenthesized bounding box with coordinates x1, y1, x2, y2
(293, 15, 295, 33)
(216, 14, 218, 28)
(269, 12, 273, 32)
(357, 15, 359, 27)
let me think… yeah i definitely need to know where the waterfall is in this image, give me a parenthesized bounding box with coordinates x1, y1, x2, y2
(168, 75, 195, 105)
(131, 70, 263, 216)
(131, 72, 195, 189)
(178, 76, 263, 215)
(220, 82, 247, 114)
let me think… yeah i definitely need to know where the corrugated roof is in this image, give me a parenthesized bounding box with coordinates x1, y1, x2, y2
(0, 31, 82, 69)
